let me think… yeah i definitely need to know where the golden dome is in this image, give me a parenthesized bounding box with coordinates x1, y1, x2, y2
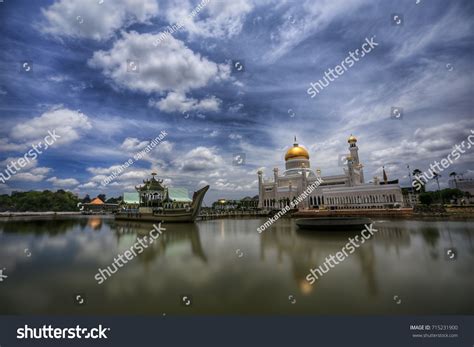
(285, 142, 309, 161)
(348, 134, 357, 143)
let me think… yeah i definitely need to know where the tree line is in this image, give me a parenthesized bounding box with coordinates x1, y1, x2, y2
(0, 191, 123, 212)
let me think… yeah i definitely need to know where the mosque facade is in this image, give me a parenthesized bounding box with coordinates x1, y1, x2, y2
(257, 136, 404, 210)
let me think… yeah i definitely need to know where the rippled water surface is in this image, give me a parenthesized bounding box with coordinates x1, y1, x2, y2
(0, 216, 473, 314)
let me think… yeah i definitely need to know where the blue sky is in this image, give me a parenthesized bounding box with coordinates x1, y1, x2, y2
(0, 0, 473, 204)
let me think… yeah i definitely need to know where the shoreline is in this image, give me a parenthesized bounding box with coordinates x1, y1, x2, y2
(0, 212, 83, 220)
(292, 207, 474, 220)
(1, 209, 474, 221)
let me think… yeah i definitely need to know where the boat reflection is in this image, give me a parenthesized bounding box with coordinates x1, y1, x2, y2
(113, 221, 207, 264)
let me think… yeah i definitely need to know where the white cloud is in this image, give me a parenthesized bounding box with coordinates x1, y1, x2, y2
(149, 92, 221, 113)
(228, 103, 244, 113)
(78, 182, 97, 189)
(229, 133, 242, 140)
(88, 31, 228, 113)
(48, 75, 69, 83)
(213, 178, 257, 191)
(89, 31, 229, 93)
(47, 176, 80, 187)
(9, 172, 47, 183)
(120, 137, 149, 152)
(198, 180, 209, 186)
(177, 146, 224, 172)
(40, 0, 159, 41)
(165, 0, 254, 39)
(0, 139, 27, 152)
(154, 140, 173, 155)
(6, 107, 92, 151)
(87, 166, 122, 176)
(0, 157, 51, 183)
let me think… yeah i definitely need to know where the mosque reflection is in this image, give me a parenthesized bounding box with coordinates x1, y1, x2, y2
(259, 221, 412, 296)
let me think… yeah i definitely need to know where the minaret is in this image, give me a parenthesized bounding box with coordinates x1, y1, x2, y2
(273, 168, 279, 204)
(346, 155, 355, 187)
(301, 162, 308, 208)
(257, 170, 263, 208)
(348, 134, 364, 183)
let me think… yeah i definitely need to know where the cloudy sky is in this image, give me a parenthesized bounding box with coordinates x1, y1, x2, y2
(0, 0, 473, 204)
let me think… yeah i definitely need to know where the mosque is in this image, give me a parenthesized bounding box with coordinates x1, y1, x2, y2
(257, 135, 404, 210)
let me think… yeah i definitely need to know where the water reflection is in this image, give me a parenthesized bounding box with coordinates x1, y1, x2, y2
(0, 217, 473, 314)
(112, 221, 208, 264)
(260, 222, 384, 297)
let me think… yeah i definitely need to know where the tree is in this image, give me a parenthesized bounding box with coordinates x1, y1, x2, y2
(82, 194, 91, 203)
(440, 188, 463, 204)
(97, 194, 106, 202)
(465, 191, 472, 204)
(106, 197, 121, 204)
(0, 190, 80, 212)
(432, 172, 442, 202)
(419, 192, 433, 205)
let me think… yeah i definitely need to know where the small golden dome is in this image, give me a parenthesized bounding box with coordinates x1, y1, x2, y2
(348, 134, 357, 143)
(285, 143, 309, 161)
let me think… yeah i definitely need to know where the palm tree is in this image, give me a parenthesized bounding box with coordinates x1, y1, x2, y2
(412, 169, 425, 193)
(433, 172, 441, 190)
(449, 172, 458, 191)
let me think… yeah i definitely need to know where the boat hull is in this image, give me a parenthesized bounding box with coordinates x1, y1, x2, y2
(116, 212, 197, 223)
(295, 217, 373, 231)
(115, 185, 209, 223)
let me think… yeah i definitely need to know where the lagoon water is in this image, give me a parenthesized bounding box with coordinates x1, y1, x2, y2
(0, 216, 473, 314)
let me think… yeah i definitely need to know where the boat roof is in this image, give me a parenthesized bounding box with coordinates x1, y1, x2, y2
(123, 192, 140, 204)
(167, 188, 192, 202)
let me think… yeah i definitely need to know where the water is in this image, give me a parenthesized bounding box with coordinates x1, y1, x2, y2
(0, 216, 473, 314)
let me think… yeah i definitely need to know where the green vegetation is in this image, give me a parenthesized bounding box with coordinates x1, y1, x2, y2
(418, 188, 465, 205)
(0, 190, 80, 212)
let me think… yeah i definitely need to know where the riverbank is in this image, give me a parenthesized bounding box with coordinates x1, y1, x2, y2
(292, 208, 414, 219)
(2, 207, 474, 221)
(292, 206, 474, 220)
(0, 211, 83, 219)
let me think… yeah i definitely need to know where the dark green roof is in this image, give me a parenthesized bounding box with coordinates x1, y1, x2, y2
(136, 176, 165, 191)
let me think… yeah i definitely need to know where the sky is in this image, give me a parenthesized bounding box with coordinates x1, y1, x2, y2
(0, 0, 473, 205)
